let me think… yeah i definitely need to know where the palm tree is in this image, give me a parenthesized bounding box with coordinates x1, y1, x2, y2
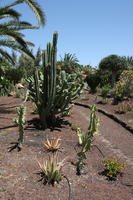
(58, 53, 80, 73)
(62, 53, 79, 65)
(5, 0, 46, 26)
(0, 6, 38, 63)
(0, 0, 46, 63)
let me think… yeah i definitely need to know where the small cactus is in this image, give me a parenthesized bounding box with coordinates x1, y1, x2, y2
(76, 105, 100, 175)
(14, 105, 26, 147)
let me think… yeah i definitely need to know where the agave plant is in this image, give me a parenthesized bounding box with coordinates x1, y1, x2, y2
(37, 154, 64, 185)
(44, 138, 61, 152)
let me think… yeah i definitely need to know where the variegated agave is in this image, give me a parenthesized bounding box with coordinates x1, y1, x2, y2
(37, 154, 65, 185)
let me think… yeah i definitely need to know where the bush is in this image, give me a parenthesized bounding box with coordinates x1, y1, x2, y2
(113, 70, 133, 100)
(99, 84, 111, 98)
(103, 158, 127, 180)
(6, 68, 24, 84)
(85, 72, 100, 93)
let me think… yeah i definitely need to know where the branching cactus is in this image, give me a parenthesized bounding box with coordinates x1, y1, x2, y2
(76, 105, 100, 175)
(53, 70, 83, 116)
(27, 32, 83, 129)
(14, 105, 26, 147)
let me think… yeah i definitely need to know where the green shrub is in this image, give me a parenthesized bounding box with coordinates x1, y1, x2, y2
(6, 68, 24, 84)
(0, 76, 14, 96)
(85, 72, 100, 93)
(113, 70, 133, 100)
(99, 84, 111, 98)
(103, 158, 127, 179)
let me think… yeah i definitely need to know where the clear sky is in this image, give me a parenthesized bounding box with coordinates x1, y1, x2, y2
(2, 0, 133, 67)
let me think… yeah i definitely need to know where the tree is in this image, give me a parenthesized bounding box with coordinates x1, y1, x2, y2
(122, 56, 133, 69)
(99, 55, 128, 88)
(58, 53, 80, 74)
(34, 47, 42, 66)
(85, 71, 100, 93)
(18, 53, 34, 79)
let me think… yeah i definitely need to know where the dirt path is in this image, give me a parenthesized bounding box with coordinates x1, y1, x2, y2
(73, 105, 133, 167)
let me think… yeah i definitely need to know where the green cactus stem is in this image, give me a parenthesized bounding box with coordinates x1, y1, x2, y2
(8, 104, 26, 152)
(76, 105, 100, 175)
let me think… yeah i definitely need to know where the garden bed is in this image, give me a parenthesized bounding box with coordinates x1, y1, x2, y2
(0, 96, 133, 200)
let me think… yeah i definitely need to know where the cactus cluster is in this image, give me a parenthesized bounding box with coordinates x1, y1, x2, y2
(27, 32, 83, 129)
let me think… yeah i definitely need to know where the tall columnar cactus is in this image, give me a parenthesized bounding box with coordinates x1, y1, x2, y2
(27, 32, 83, 129)
(33, 32, 58, 128)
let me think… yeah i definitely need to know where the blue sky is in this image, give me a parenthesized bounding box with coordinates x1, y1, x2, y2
(2, 0, 133, 66)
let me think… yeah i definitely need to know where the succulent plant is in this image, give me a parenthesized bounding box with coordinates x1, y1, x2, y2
(8, 104, 26, 152)
(37, 154, 65, 185)
(44, 138, 61, 152)
(76, 105, 100, 175)
(27, 32, 83, 129)
(14, 104, 26, 146)
(103, 158, 127, 180)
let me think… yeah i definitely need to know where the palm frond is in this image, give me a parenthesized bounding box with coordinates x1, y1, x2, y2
(0, 19, 39, 31)
(0, 7, 21, 20)
(5, 0, 46, 26)
(0, 39, 35, 60)
(0, 48, 15, 64)
(0, 28, 27, 48)
(24, 0, 46, 26)
(0, 20, 32, 27)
